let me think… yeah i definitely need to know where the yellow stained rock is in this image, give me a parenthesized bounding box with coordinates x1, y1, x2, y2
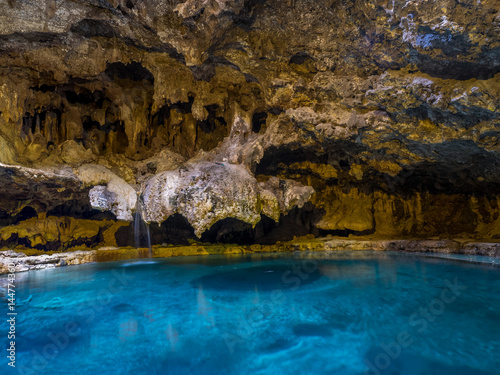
(0, 217, 110, 248)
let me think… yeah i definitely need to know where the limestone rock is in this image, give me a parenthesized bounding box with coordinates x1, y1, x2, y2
(143, 161, 315, 237)
(0, 163, 90, 217)
(0, 250, 98, 274)
(59, 140, 96, 165)
(143, 162, 261, 237)
(0, 0, 499, 250)
(259, 177, 315, 214)
(76, 164, 137, 221)
(259, 189, 281, 222)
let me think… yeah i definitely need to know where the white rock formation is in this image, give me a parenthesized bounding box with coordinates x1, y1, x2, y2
(76, 164, 137, 221)
(142, 161, 315, 237)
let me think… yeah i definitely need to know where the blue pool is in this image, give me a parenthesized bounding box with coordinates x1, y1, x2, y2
(1, 251, 499, 375)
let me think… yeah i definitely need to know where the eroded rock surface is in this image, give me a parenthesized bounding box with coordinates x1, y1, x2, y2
(76, 164, 137, 220)
(0, 0, 498, 251)
(143, 161, 313, 236)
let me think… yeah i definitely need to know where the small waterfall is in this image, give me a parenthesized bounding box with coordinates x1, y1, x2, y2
(134, 195, 153, 258)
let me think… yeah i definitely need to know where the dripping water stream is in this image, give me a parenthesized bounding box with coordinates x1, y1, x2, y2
(134, 194, 152, 258)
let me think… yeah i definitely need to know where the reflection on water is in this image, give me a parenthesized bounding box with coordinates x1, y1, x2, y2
(122, 260, 159, 267)
(0, 251, 499, 375)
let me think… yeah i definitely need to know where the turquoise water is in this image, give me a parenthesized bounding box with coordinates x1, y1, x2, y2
(1, 251, 499, 375)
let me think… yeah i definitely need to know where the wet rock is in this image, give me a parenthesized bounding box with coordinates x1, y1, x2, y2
(0, 250, 26, 258)
(460, 243, 500, 257)
(143, 161, 314, 237)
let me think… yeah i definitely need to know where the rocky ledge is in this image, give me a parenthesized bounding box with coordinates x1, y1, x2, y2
(1, 238, 499, 275)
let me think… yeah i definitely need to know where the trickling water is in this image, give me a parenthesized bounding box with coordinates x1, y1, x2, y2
(134, 194, 153, 258)
(134, 202, 141, 249)
(146, 220, 152, 257)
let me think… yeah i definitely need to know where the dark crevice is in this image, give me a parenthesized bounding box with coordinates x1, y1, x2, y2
(197, 104, 227, 134)
(105, 61, 154, 83)
(257, 140, 500, 197)
(82, 116, 102, 132)
(70, 19, 118, 39)
(412, 50, 500, 80)
(0, 206, 38, 226)
(199, 203, 360, 245)
(115, 214, 197, 247)
(150, 104, 171, 129)
(64, 88, 105, 107)
(30, 84, 56, 93)
(252, 111, 267, 133)
(244, 73, 260, 83)
(171, 95, 195, 114)
(181, 6, 205, 30)
(255, 144, 337, 176)
(0, 228, 104, 252)
(190, 55, 241, 82)
(289, 52, 314, 65)
(201, 218, 256, 244)
(399, 104, 498, 129)
(0, 32, 64, 49)
(46, 200, 117, 220)
(232, 0, 268, 31)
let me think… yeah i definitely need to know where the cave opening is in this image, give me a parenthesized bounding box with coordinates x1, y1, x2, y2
(251, 111, 267, 133)
(197, 104, 227, 134)
(105, 61, 155, 84)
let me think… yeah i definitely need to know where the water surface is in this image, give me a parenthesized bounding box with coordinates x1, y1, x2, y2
(1, 251, 499, 375)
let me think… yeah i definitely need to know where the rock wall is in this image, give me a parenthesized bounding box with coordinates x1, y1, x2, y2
(0, 0, 498, 251)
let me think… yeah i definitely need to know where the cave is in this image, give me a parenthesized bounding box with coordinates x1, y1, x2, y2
(251, 111, 267, 133)
(105, 61, 155, 84)
(0, 0, 499, 374)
